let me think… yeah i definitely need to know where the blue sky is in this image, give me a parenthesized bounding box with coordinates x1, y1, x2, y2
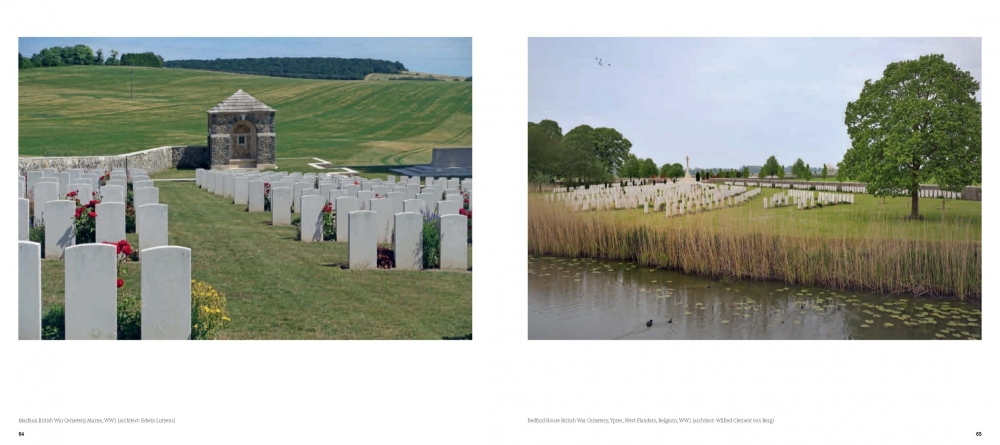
(528, 38, 982, 170)
(18, 37, 472, 76)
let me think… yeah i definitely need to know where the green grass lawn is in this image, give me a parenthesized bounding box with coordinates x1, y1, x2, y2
(566, 187, 981, 242)
(40, 181, 472, 339)
(19, 66, 471, 166)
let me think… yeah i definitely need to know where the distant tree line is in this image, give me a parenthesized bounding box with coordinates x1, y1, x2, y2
(163, 57, 408, 80)
(19, 44, 163, 69)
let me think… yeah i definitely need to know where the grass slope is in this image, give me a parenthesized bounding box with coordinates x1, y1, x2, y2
(19, 66, 471, 165)
(40, 181, 472, 339)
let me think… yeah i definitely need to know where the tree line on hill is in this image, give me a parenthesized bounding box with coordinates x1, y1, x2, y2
(19, 44, 163, 68)
(163, 57, 408, 80)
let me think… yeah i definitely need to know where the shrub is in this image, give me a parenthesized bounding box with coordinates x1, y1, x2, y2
(117, 294, 141, 340)
(377, 245, 395, 269)
(191, 280, 230, 340)
(125, 205, 136, 233)
(292, 215, 301, 226)
(41, 305, 65, 340)
(421, 211, 441, 269)
(71, 194, 100, 243)
(29, 221, 45, 256)
(264, 182, 272, 211)
(322, 202, 336, 241)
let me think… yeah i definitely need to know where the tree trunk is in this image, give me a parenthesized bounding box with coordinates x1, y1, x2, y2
(911, 189, 919, 219)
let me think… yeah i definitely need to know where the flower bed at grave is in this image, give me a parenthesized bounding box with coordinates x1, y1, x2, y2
(322, 202, 336, 240)
(377, 245, 395, 269)
(40, 239, 231, 340)
(264, 182, 272, 212)
(69, 191, 100, 243)
(421, 211, 441, 269)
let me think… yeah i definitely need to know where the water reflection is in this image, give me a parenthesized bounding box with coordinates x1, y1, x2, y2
(528, 257, 982, 340)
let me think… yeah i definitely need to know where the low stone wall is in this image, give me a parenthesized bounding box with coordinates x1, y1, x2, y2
(18, 146, 210, 176)
(707, 178, 982, 201)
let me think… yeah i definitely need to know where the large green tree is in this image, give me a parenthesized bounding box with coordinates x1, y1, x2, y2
(590, 127, 633, 175)
(791, 158, 806, 177)
(760, 156, 781, 178)
(640, 158, 658, 178)
(620, 154, 642, 178)
(527, 121, 563, 191)
(840, 54, 981, 218)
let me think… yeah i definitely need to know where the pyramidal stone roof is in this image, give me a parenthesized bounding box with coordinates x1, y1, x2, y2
(207, 89, 275, 114)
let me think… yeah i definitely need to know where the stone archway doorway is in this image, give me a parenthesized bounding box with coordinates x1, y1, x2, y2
(230, 120, 257, 161)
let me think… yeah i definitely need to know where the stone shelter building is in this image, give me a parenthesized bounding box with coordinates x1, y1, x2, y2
(207, 90, 277, 170)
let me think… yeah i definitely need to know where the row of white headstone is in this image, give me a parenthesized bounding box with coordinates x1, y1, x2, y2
(18, 242, 192, 340)
(18, 168, 168, 259)
(764, 192, 854, 210)
(195, 169, 470, 271)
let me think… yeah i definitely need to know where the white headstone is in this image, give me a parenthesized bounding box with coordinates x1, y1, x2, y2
(335, 197, 359, 243)
(19, 198, 30, 240)
(387, 192, 404, 215)
(440, 214, 468, 271)
(65, 243, 117, 340)
(27, 171, 44, 197)
(348, 211, 377, 269)
(33, 181, 59, 225)
(394, 212, 422, 271)
(293, 182, 312, 213)
(100, 184, 124, 204)
(141, 246, 192, 340)
(44, 200, 76, 259)
(369, 198, 394, 244)
(214, 173, 225, 196)
(134, 180, 154, 190)
(195, 168, 205, 187)
(234, 176, 249, 205)
(19, 241, 42, 339)
(404, 199, 425, 215)
(272, 187, 293, 225)
(137, 204, 169, 256)
(438, 200, 460, 216)
(96, 202, 126, 244)
(417, 193, 438, 215)
(357, 191, 375, 210)
(57, 172, 71, 198)
(224, 174, 237, 199)
(300, 195, 324, 242)
(134, 187, 159, 208)
(205, 170, 216, 191)
(248, 181, 265, 212)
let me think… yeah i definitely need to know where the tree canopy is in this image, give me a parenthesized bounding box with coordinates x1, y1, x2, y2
(839, 54, 981, 218)
(527, 120, 635, 187)
(760, 155, 781, 178)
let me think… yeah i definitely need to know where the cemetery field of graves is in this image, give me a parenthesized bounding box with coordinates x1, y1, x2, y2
(18, 66, 471, 165)
(528, 183, 980, 300)
(21, 168, 472, 340)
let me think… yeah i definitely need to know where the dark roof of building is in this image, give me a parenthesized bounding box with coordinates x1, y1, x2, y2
(207, 89, 275, 114)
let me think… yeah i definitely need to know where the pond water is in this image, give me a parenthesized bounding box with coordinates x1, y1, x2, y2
(528, 256, 981, 340)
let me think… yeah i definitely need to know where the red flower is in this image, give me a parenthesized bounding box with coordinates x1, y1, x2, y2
(264, 182, 270, 187)
(67, 190, 78, 198)
(118, 239, 128, 246)
(459, 208, 467, 216)
(122, 244, 133, 256)
(117, 278, 124, 289)
(92, 191, 97, 196)
(88, 211, 96, 218)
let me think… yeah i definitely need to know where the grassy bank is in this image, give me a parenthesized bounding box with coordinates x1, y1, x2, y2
(528, 190, 980, 300)
(19, 66, 471, 165)
(40, 181, 472, 339)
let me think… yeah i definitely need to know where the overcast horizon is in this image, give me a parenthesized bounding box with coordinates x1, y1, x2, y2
(18, 37, 472, 77)
(528, 37, 982, 171)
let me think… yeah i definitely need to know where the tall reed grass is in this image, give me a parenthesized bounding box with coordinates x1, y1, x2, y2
(528, 195, 981, 300)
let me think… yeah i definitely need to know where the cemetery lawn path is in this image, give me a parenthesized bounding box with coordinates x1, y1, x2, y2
(19, 66, 471, 166)
(41, 181, 472, 340)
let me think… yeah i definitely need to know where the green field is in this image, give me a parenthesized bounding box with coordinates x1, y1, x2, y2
(18, 66, 471, 165)
(40, 178, 472, 340)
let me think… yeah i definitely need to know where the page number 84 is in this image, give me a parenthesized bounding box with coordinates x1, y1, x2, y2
(976, 432, 982, 436)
